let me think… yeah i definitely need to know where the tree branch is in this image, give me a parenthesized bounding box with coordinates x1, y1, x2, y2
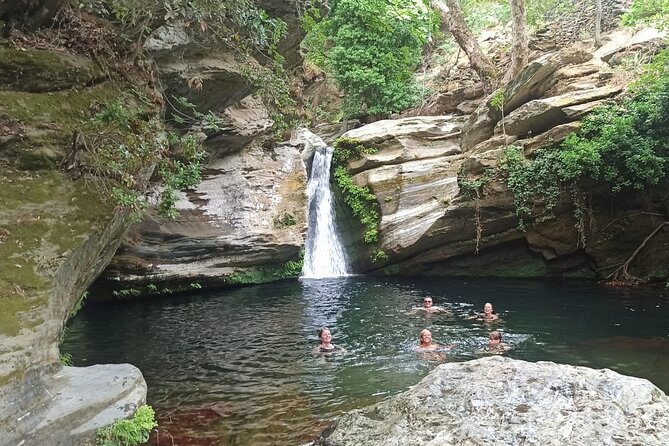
(609, 221, 668, 282)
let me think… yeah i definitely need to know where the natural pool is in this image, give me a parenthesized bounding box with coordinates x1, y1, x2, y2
(62, 277, 669, 445)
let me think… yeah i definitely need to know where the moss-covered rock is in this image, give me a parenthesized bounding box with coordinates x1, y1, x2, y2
(0, 46, 105, 92)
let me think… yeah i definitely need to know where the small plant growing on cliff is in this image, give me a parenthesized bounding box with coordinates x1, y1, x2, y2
(457, 165, 495, 253)
(333, 137, 377, 165)
(490, 88, 507, 136)
(84, 99, 207, 221)
(333, 166, 380, 243)
(273, 212, 297, 228)
(96, 405, 157, 446)
(371, 249, 389, 263)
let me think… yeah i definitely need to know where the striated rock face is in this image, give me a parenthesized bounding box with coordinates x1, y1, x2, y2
(317, 356, 669, 446)
(338, 27, 669, 281)
(102, 140, 308, 293)
(0, 44, 148, 444)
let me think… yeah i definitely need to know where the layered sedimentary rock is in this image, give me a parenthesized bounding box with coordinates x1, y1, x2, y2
(336, 27, 668, 281)
(102, 138, 308, 292)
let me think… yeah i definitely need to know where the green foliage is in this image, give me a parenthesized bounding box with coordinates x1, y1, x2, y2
(82, 0, 287, 55)
(524, 0, 575, 28)
(239, 64, 297, 136)
(499, 145, 560, 229)
(304, 0, 430, 117)
(70, 291, 89, 318)
(490, 88, 506, 111)
(273, 212, 297, 228)
(59, 352, 73, 366)
(96, 405, 158, 446)
(371, 248, 389, 263)
(89, 98, 207, 220)
(224, 257, 304, 284)
(333, 166, 380, 243)
(333, 137, 378, 165)
(500, 59, 669, 233)
(112, 287, 141, 298)
(457, 167, 495, 201)
(461, 0, 510, 33)
(332, 137, 382, 250)
(623, 0, 669, 30)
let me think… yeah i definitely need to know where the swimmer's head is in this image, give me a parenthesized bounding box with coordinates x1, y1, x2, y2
(317, 327, 331, 342)
(488, 330, 502, 345)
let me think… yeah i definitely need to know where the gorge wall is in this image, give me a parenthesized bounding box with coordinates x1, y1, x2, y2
(335, 27, 668, 282)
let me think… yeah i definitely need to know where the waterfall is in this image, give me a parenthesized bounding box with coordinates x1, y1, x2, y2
(302, 139, 349, 279)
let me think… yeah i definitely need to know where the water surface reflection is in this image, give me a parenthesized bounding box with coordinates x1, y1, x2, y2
(62, 277, 669, 445)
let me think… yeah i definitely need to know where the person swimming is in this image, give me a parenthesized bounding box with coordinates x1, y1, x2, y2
(416, 329, 451, 361)
(469, 302, 500, 321)
(417, 328, 439, 351)
(312, 327, 345, 355)
(486, 330, 511, 353)
(410, 297, 450, 314)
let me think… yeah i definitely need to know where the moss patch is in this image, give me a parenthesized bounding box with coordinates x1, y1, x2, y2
(0, 168, 113, 336)
(0, 82, 136, 169)
(0, 46, 105, 92)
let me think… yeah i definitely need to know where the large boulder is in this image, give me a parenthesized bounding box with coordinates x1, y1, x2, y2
(318, 356, 669, 446)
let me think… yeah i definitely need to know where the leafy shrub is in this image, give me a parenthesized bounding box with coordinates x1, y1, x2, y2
(333, 166, 380, 243)
(500, 55, 669, 233)
(304, 0, 430, 117)
(96, 405, 157, 446)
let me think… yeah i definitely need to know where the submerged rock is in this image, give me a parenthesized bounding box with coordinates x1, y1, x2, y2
(317, 356, 669, 446)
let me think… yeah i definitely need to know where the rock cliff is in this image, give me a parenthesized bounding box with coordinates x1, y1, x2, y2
(334, 27, 668, 282)
(0, 45, 147, 443)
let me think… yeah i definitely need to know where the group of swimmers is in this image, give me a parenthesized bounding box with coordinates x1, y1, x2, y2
(415, 298, 509, 353)
(313, 297, 510, 357)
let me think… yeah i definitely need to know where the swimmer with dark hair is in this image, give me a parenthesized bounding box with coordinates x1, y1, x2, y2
(312, 327, 346, 355)
(469, 302, 500, 322)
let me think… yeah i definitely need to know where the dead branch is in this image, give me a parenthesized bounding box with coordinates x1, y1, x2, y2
(609, 221, 668, 282)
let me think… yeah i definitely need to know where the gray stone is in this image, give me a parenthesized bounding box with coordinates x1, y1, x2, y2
(319, 357, 669, 446)
(3, 364, 147, 446)
(520, 121, 581, 156)
(496, 86, 621, 136)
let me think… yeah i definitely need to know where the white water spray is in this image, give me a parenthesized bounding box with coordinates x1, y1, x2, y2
(301, 134, 349, 278)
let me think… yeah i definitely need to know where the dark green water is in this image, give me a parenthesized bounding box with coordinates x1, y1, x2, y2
(62, 277, 669, 445)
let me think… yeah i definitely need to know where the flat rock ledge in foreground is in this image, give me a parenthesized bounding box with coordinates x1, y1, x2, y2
(1, 364, 146, 446)
(317, 356, 669, 446)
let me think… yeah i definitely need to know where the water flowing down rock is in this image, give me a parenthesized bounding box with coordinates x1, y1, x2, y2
(302, 138, 349, 279)
(317, 356, 669, 446)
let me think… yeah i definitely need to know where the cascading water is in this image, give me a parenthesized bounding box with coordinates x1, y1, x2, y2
(302, 138, 349, 279)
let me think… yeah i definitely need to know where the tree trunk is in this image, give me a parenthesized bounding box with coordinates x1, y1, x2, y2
(430, 0, 498, 89)
(502, 0, 528, 85)
(594, 0, 603, 47)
